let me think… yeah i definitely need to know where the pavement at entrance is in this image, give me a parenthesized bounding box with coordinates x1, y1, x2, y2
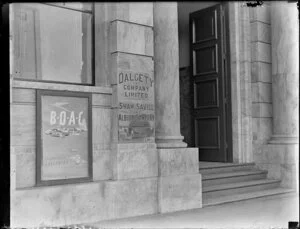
(89, 193, 299, 229)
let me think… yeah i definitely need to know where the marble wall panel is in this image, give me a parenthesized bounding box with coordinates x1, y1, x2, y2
(110, 107, 119, 145)
(250, 22, 271, 43)
(280, 163, 297, 189)
(258, 82, 272, 102)
(250, 21, 258, 42)
(257, 163, 281, 179)
(272, 73, 299, 136)
(252, 103, 272, 118)
(110, 53, 154, 85)
(244, 129, 254, 162)
(252, 118, 272, 143)
(251, 42, 271, 63)
(110, 21, 153, 56)
(117, 52, 154, 72)
(158, 174, 202, 213)
(241, 115, 252, 134)
(271, 2, 299, 76)
(261, 144, 284, 164)
(283, 144, 299, 164)
(249, 5, 270, 24)
(12, 88, 35, 103)
(12, 146, 36, 188)
(115, 143, 158, 179)
(11, 182, 112, 228)
(10, 150, 17, 190)
(111, 85, 118, 107)
(256, 144, 298, 165)
(92, 94, 112, 107)
(93, 148, 112, 181)
(11, 177, 159, 228)
(94, 3, 111, 86)
(255, 144, 299, 190)
(260, 118, 273, 141)
(252, 82, 272, 103)
(252, 144, 264, 162)
(110, 3, 153, 26)
(108, 177, 158, 218)
(158, 148, 198, 177)
(11, 104, 35, 146)
(92, 108, 112, 145)
(251, 62, 271, 83)
(110, 21, 118, 56)
(251, 83, 259, 102)
(92, 108, 113, 180)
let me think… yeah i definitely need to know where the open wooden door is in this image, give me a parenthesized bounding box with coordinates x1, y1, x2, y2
(190, 4, 232, 162)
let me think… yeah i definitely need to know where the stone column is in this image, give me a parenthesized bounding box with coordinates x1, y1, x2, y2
(153, 2, 187, 148)
(269, 2, 299, 144)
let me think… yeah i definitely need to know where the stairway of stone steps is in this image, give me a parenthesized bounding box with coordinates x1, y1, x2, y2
(199, 162, 294, 207)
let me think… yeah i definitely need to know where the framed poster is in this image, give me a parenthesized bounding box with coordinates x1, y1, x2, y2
(36, 90, 92, 186)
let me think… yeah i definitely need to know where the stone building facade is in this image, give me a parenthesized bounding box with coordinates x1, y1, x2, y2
(9, 2, 298, 227)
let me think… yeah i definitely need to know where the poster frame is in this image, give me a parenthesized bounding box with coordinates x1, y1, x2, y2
(36, 89, 93, 186)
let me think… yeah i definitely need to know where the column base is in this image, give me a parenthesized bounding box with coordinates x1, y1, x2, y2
(111, 143, 158, 180)
(157, 147, 202, 213)
(155, 135, 187, 148)
(269, 135, 299, 144)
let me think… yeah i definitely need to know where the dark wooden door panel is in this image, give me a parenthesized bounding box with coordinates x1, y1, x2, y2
(193, 8, 217, 43)
(193, 45, 218, 75)
(190, 4, 230, 162)
(194, 78, 219, 108)
(195, 117, 220, 147)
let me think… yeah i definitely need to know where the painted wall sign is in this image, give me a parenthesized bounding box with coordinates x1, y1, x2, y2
(36, 90, 92, 185)
(118, 71, 155, 143)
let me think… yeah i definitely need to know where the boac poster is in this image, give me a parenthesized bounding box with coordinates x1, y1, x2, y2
(40, 93, 90, 181)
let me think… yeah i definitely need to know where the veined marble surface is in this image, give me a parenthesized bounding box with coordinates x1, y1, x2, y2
(153, 2, 186, 147)
(271, 2, 299, 138)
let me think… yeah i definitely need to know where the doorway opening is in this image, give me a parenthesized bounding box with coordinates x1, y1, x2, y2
(178, 2, 232, 162)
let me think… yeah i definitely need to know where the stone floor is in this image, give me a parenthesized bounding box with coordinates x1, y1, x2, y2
(90, 193, 299, 229)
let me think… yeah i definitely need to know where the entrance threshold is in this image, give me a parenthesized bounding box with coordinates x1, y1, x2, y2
(199, 161, 254, 169)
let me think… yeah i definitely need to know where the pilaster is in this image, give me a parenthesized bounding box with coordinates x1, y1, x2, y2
(228, 2, 253, 163)
(269, 2, 299, 145)
(268, 2, 299, 190)
(108, 3, 158, 181)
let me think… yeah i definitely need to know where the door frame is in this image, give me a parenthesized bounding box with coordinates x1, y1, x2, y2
(185, 2, 253, 163)
(223, 2, 233, 163)
(227, 2, 253, 163)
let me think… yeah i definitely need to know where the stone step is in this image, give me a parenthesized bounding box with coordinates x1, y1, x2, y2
(203, 188, 295, 207)
(203, 179, 281, 200)
(199, 162, 256, 174)
(202, 170, 268, 187)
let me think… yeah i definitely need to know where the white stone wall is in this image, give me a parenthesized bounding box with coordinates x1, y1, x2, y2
(10, 82, 114, 227)
(228, 2, 253, 163)
(249, 4, 273, 163)
(10, 3, 202, 227)
(250, 2, 299, 190)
